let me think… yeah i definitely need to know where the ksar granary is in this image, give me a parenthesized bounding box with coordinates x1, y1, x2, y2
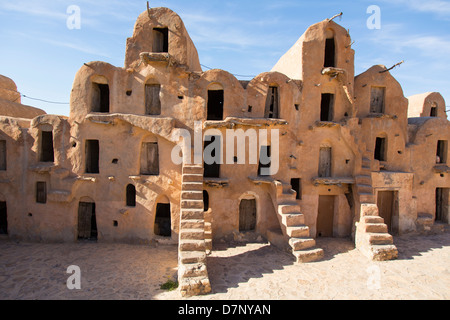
(0, 7, 448, 297)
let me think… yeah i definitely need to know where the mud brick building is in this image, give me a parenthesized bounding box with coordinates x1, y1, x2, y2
(0, 7, 448, 296)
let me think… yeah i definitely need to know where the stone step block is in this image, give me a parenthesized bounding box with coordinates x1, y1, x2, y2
(182, 174, 204, 183)
(179, 251, 206, 264)
(180, 228, 205, 240)
(286, 225, 310, 238)
(278, 203, 301, 215)
(289, 237, 316, 251)
(180, 219, 204, 229)
(181, 191, 203, 200)
(366, 233, 393, 245)
(293, 248, 324, 263)
(182, 166, 204, 175)
(179, 239, 206, 252)
(181, 200, 204, 209)
(181, 209, 204, 220)
(282, 213, 305, 227)
(182, 182, 203, 191)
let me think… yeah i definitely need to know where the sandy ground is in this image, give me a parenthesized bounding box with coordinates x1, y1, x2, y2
(0, 231, 449, 300)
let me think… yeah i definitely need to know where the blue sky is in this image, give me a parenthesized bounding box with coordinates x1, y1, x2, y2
(0, 0, 449, 117)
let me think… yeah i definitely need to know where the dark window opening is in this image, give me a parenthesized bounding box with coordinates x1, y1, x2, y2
(153, 28, 169, 53)
(375, 137, 387, 162)
(319, 147, 332, 177)
(126, 90, 132, 96)
(126, 184, 136, 207)
(40, 131, 54, 162)
(239, 199, 257, 232)
(0, 202, 7, 235)
(264, 86, 279, 119)
(141, 142, 159, 175)
(437, 140, 448, 164)
(154, 203, 171, 237)
(113, 220, 118, 227)
(370, 87, 385, 114)
(77, 202, 97, 241)
(0, 140, 6, 171)
(92, 83, 110, 113)
(36, 181, 47, 204)
(203, 190, 209, 212)
(436, 188, 449, 222)
(207, 90, 224, 121)
(430, 106, 437, 117)
(324, 37, 336, 68)
(145, 84, 161, 115)
(85, 140, 100, 174)
(258, 145, 271, 176)
(320, 93, 334, 122)
(291, 178, 302, 200)
(204, 136, 221, 178)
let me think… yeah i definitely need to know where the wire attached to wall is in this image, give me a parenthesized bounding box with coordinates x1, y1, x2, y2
(20, 94, 70, 105)
(200, 64, 256, 78)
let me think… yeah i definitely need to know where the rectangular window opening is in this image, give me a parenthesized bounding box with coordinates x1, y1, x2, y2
(40, 131, 54, 163)
(85, 140, 100, 174)
(291, 178, 302, 200)
(204, 136, 221, 178)
(375, 137, 387, 162)
(324, 38, 336, 68)
(0, 140, 6, 171)
(0, 202, 7, 235)
(92, 83, 110, 113)
(207, 90, 224, 121)
(320, 93, 334, 122)
(437, 140, 448, 164)
(264, 86, 279, 119)
(36, 181, 47, 204)
(153, 28, 169, 53)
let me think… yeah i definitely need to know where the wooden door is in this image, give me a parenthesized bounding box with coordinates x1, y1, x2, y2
(377, 191, 394, 232)
(239, 199, 257, 232)
(436, 188, 449, 222)
(370, 87, 385, 114)
(319, 147, 332, 177)
(78, 202, 97, 240)
(145, 84, 161, 115)
(317, 196, 335, 237)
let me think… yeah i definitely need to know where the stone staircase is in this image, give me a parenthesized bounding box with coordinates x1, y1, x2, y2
(355, 151, 376, 204)
(355, 204, 398, 261)
(178, 164, 211, 297)
(270, 181, 324, 263)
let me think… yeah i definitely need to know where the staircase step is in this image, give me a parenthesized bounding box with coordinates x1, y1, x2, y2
(181, 209, 204, 220)
(293, 248, 324, 263)
(181, 191, 203, 200)
(355, 175, 372, 185)
(180, 219, 204, 229)
(282, 213, 305, 227)
(278, 203, 301, 215)
(286, 225, 310, 238)
(180, 228, 205, 240)
(361, 223, 388, 233)
(360, 215, 384, 224)
(182, 174, 204, 183)
(289, 237, 316, 251)
(367, 233, 393, 245)
(359, 193, 375, 203)
(357, 184, 373, 194)
(179, 239, 206, 252)
(370, 244, 399, 261)
(181, 200, 204, 209)
(179, 251, 206, 264)
(180, 263, 208, 278)
(183, 166, 204, 175)
(182, 182, 203, 191)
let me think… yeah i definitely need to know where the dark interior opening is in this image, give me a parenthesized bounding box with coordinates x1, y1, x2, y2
(126, 184, 136, 207)
(375, 137, 387, 162)
(437, 140, 447, 164)
(204, 136, 221, 178)
(85, 140, 100, 174)
(36, 181, 47, 204)
(258, 145, 271, 176)
(207, 90, 224, 121)
(0, 202, 7, 235)
(154, 203, 171, 237)
(40, 131, 54, 162)
(153, 27, 169, 53)
(264, 86, 279, 119)
(92, 83, 110, 113)
(320, 93, 334, 122)
(77, 202, 97, 241)
(324, 38, 336, 68)
(430, 106, 437, 117)
(0, 140, 6, 171)
(203, 190, 209, 212)
(291, 178, 302, 200)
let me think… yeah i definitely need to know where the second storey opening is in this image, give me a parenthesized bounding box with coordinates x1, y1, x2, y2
(437, 140, 448, 164)
(153, 27, 169, 53)
(91, 82, 110, 113)
(320, 93, 334, 122)
(264, 86, 279, 119)
(374, 137, 387, 162)
(85, 140, 100, 174)
(207, 89, 224, 121)
(40, 130, 54, 163)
